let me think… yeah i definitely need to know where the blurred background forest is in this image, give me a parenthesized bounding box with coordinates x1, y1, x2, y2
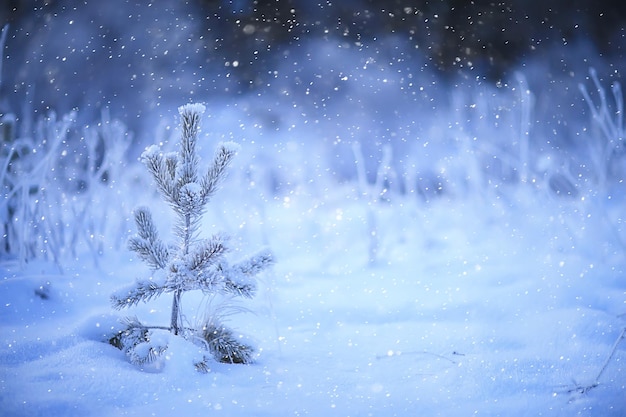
(2, 1, 626, 266)
(2, 0, 625, 136)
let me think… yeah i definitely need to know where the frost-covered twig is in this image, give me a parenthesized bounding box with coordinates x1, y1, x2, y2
(594, 327, 626, 384)
(564, 327, 626, 398)
(0, 24, 8, 90)
(1, 104, 132, 269)
(515, 72, 533, 184)
(578, 69, 626, 253)
(579, 68, 625, 191)
(127, 207, 170, 270)
(352, 141, 394, 265)
(375, 349, 458, 364)
(111, 276, 169, 310)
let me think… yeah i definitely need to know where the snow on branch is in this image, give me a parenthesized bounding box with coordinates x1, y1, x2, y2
(128, 340, 168, 366)
(178, 103, 206, 147)
(176, 104, 202, 189)
(200, 142, 240, 202)
(133, 206, 160, 241)
(141, 147, 178, 206)
(222, 248, 274, 298)
(178, 182, 204, 215)
(232, 247, 274, 277)
(110, 272, 169, 310)
(184, 234, 229, 272)
(128, 207, 169, 270)
(109, 317, 169, 366)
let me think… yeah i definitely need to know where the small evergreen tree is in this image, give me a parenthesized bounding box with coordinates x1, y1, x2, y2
(110, 103, 273, 369)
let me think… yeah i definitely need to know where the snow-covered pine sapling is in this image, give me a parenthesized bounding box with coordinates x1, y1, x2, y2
(110, 103, 274, 369)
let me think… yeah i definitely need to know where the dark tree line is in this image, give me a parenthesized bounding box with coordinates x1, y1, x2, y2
(1, 0, 624, 134)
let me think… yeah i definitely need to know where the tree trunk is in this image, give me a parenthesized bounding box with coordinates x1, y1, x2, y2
(170, 289, 182, 335)
(171, 212, 192, 335)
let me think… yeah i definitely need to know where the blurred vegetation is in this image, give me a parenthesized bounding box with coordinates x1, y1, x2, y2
(1, 1, 626, 267)
(1, 1, 624, 115)
(5, 1, 624, 73)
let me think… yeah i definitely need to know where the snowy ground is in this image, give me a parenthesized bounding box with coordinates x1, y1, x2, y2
(1, 183, 625, 417)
